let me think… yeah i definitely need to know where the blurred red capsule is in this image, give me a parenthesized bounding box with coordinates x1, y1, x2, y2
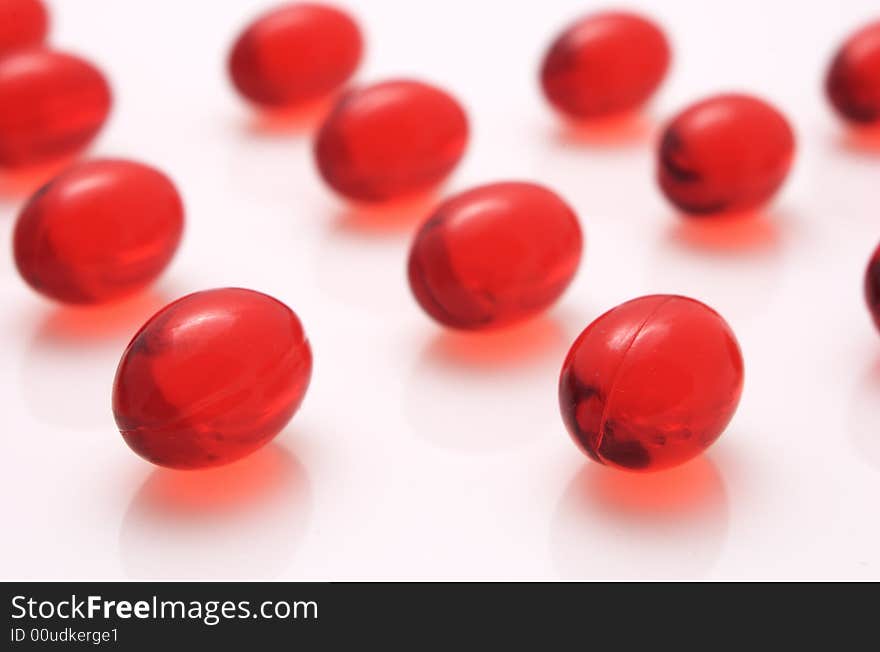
(0, 0, 48, 54)
(228, 3, 363, 108)
(657, 94, 795, 215)
(0, 48, 112, 168)
(826, 20, 880, 125)
(315, 79, 469, 202)
(540, 11, 670, 120)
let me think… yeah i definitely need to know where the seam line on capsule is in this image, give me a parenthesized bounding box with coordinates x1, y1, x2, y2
(594, 295, 675, 463)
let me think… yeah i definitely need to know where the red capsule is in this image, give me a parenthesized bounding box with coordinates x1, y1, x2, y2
(0, 48, 112, 167)
(14, 159, 183, 304)
(228, 3, 363, 108)
(0, 0, 48, 54)
(826, 21, 880, 125)
(540, 11, 670, 120)
(865, 241, 880, 331)
(314, 79, 469, 202)
(559, 295, 743, 472)
(408, 182, 583, 330)
(113, 288, 312, 470)
(657, 94, 795, 215)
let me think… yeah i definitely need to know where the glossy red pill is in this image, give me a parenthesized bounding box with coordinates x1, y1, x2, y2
(314, 79, 469, 202)
(657, 94, 795, 215)
(228, 3, 363, 108)
(0, 0, 48, 54)
(826, 21, 880, 125)
(864, 242, 880, 331)
(540, 11, 670, 120)
(0, 48, 112, 167)
(408, 182, 583, 330)
(113, 288, 312, 470)
(559, 295, 743, 472)
(14, 159, 183, 304)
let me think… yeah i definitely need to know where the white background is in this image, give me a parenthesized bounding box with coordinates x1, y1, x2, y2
(2, 0, 879, 580)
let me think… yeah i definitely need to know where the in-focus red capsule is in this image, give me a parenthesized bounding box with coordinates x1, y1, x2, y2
(826, 20, 880, 125)
(314, 79, 469, 202)
(228, 3, 363, 108)
(657, 94, 795, 216)
(559, 295, 743, 472)
(14, 159, 183, 304)
(113, 288, 312, 470)
(540, 11, 670, 120)
(0, 0, 48, 54)
(0, 48, 112, 167)
(864, 241, 880, 331)
(408, 181, 583, 330)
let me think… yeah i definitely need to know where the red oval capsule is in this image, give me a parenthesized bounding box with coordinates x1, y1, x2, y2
(0, 48, 112, 167)
(228, 3, 363, 108)
(864, 241, 880, 332)
(408, 182, 583, 330)
(314, 79, 469, 202)
(0, 0, 48, 54)
(826, 20, 880, 125)
(113, 288, 313, 470)
(559, 295, 744, 472)
(14, 159, 183, 304)
(540, 11, 670, 120)
(657, 94, 795, 216)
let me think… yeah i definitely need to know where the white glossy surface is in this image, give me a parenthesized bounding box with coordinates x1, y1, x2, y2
(2, 0, 879, 580)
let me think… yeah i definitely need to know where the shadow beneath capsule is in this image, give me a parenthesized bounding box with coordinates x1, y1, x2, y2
(34, 290, 171, 344)
(119, 442, 312, 579)
(666, 209, 786, 255)
(314, 192, 439, 311)
(404, 315, 573, 453)
(553, 111, 656, 148)
(333, 191, 439, 236)
(19, 290, 172, 431)
(0, 155, 77, 201)
(550, 456, 729, 580)
(424, 314, 570, 370)
(245, 94, 339, 137)
(849, 354, 880, 472)
(649, 209, 792, 316)
(837, 124, 880, 156)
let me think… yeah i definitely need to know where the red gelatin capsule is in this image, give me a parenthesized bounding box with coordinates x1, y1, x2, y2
(0, 0, 48, 54)
(112, 288, 312, 470)
(314, 79, 469, 202)
(540, 11, 670, 120)
(0, 48, 112, 167)
(559, 295, 743, 472)
(14, 159, 183, 304)
(228, 3, 363, 108)
(408, 181, 583, 329)
(826, 21, 880, 124)
(864, 242, 880, 331)
(657, 94, 795, 215)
